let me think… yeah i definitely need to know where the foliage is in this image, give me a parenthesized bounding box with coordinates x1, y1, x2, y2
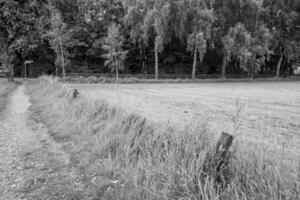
(0, 0, 51, 79)
(0, 0, 300, 78)
(248, 24, 273, 77)
(143, 0, 171, 79)
(186, 5, 215, 79)
(102, 23, 128, 80)
(222, 23, 254, 78)
(47, 6, 70, 78)
(0, 51, 14, 79)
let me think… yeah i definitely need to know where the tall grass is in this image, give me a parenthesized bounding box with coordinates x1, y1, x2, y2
(27, 76, 300, 199)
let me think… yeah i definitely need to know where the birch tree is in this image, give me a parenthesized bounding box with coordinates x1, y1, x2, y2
(102, 23, 128, 80)
(123, 0, 147, 72)
(47, 6, 68, 79)
(222, 23, 253, 80)
(186, 5, 215, 79)
(143, 0, 171, 79)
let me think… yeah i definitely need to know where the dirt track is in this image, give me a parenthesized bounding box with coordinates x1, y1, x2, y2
(0, 85, 80, 199)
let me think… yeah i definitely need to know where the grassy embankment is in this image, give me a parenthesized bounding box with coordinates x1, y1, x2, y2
(0, 80, 18, 112)
(27, 76, 300, 200)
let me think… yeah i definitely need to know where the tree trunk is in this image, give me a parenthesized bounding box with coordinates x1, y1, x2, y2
(7, 67, 14, 82)
(222, 57, 226, 80)
(155, 41, 159, 80)
(59, 36, 65, 79)
(276, 52, 283, 78)
(85, 56, 88, 69)
(192, 47, 197, 80)
(250, 62, 254, 80)
(116, 58, 119, 81)
(140, 43, 146, 73)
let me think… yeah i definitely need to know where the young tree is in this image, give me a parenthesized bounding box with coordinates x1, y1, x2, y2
(187, 32, 207, 79)
(0, 51, 14, 81)
(248, 25, 273, 79)
(123, 0, 147, 72)
(143, 0, 171, 79)
(102, 23, 128, 80)
(186, 6, 215, 79)
(47, 6, 69, 79)
(222, 23, 253, 80)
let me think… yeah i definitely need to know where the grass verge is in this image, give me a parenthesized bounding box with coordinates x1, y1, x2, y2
(0, 80, 18, 112)
(63, 75, 300, 84)
(26, 76, 300, 199)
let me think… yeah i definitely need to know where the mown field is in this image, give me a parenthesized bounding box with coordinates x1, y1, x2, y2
(71, 81, 300, 151)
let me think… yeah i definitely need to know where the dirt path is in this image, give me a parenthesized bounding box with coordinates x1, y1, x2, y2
(0, 85, 81, 199)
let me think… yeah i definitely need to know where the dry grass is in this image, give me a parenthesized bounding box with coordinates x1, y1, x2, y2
(27, 76, 300, 199)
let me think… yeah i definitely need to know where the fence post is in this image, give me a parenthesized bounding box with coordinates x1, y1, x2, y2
(215, 132, 234, 172)
(73, 89, 79, 99)
(203, 132, 234, 185)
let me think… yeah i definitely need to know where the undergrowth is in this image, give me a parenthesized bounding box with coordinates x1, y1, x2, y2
(26, 76, 300, 199)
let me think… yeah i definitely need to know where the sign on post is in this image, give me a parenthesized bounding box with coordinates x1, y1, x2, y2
(24, 60, 34, 79)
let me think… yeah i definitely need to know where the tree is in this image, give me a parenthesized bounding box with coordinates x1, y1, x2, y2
(102, 23, 128, 80)
(222, 23, 253, 80)
(77, 0, 125, 71)
(261, 0, 300, 77)
(0, 51, 14, 81)
(47, 6, 69, 79)
(186, 5, 215, 79)
(187, 32, 207, 79)
(143, 0, 171, 79)
(0, 0, 45, 80)
(123, 0, 147, 72)
(248, 25, 273, 79)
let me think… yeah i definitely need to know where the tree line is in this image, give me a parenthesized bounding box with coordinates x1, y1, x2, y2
(0, 0, 300, 80)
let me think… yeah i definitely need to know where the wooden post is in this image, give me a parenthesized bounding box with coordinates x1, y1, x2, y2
(24, 60, 33, 79)
(214, 132, 234, 173)
(202, 132, 234, 185)
(73, 89, 79, 99)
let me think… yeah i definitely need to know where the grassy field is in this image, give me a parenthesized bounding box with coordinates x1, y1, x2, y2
(27, 77, 300, 199)
(71, 81, 300, 151)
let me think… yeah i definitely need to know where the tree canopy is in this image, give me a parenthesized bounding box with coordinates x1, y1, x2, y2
(1, 0, 299, 79)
